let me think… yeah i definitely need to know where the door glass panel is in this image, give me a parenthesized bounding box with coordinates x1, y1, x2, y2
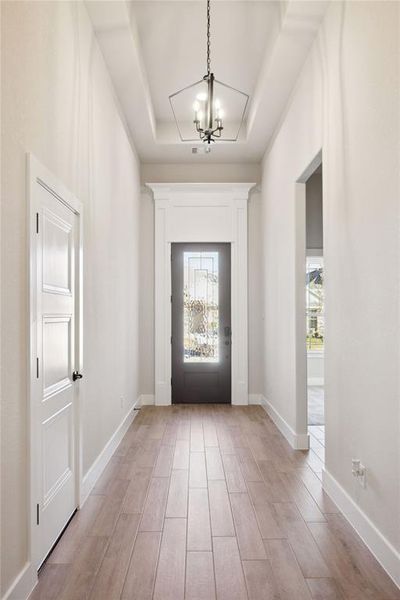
(184, 251, 219, 362)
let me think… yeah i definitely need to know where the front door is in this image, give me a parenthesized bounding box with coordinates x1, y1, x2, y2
(171, 243, 231, 403)
(32, 170, 81, 567)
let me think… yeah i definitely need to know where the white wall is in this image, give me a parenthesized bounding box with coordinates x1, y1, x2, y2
(1, 1, 141, 594)
(139, 188, 155, 397)
(141, 163, 261, 185)
(261, 0, 399, 564)
(248, 190, 263, 394)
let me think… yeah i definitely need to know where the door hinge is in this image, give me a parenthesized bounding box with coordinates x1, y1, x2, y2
(170, 336, 172, 345)
(36, 503, 40, 525)
(36, 357, 39, 379)
(36, 212, 39, 234)
(171, 377, 172, 388)
(170, 295, 172, 303)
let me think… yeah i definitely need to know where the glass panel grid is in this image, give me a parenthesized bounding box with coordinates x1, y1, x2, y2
(184, 251, 219, 363)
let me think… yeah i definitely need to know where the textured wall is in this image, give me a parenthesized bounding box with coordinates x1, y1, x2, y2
(260, 0, 399, 554)
(1, 2, 141, 593)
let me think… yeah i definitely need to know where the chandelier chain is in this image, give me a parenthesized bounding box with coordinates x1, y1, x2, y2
(207, 0, 211, 75)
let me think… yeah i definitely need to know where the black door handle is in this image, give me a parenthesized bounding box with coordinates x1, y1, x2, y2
(72, 371, 83, 381)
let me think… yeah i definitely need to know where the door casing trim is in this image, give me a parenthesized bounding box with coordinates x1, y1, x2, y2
(294, 149, 323, 446)
(27, 154, 84, 573)
(147, 182, 255, 406)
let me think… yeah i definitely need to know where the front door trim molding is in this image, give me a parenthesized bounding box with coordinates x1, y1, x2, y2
(147, 182, 255, 406)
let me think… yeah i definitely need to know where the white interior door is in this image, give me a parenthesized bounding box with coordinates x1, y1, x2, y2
(30, 157, 82, 568)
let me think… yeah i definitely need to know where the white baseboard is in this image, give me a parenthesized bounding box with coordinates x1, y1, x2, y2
(258, 395, 309, 450)
(80, 399, 140, 505)
(308, 377, 324, 386)
(139, 394, 155, 406)
(322, 469, 400, 589)
(2, 562, 37, 600)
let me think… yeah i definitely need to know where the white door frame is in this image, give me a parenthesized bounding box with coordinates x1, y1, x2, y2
(295, 149, 322, 446)
(147, 182, 255, 406)
(27, 154, 83, 572)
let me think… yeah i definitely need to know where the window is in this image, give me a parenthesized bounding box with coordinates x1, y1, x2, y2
(183, 251, 219, 362)
(306, 256, 324, 351)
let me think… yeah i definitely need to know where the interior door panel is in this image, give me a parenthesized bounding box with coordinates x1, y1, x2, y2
(36, 186, 78, 566)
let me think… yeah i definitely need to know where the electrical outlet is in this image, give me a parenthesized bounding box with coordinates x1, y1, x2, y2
(352, 459, 366, 488)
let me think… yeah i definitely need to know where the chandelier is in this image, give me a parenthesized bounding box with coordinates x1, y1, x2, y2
(169, 0, 249, 144)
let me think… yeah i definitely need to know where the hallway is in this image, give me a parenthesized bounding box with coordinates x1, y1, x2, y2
(31, 405, 399, 600)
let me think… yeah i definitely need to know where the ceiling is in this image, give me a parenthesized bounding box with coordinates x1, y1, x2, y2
(86, 1, 329, 164)
(132, 1, 277, 122)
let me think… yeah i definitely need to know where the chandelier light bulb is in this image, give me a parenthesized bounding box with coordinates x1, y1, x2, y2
(193, 101, 200, 112)
(197, 92, 208, 102)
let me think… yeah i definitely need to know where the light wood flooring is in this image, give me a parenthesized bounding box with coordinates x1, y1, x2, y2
(30, 405, 400, 600)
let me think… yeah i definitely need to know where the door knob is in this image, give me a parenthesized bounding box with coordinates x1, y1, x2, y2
(72, 371, 83, 381)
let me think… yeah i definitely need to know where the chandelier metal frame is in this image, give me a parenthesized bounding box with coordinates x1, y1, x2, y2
(169, 0, 249, 144)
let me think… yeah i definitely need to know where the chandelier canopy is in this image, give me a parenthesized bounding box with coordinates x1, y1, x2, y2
(169, 0, 249, 144)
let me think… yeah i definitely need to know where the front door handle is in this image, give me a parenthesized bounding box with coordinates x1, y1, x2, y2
(224, 326, 231, 337)
(72, 371, 83, 382)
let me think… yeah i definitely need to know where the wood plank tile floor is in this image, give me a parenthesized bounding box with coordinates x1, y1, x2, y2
(30, 405, 400, 600)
